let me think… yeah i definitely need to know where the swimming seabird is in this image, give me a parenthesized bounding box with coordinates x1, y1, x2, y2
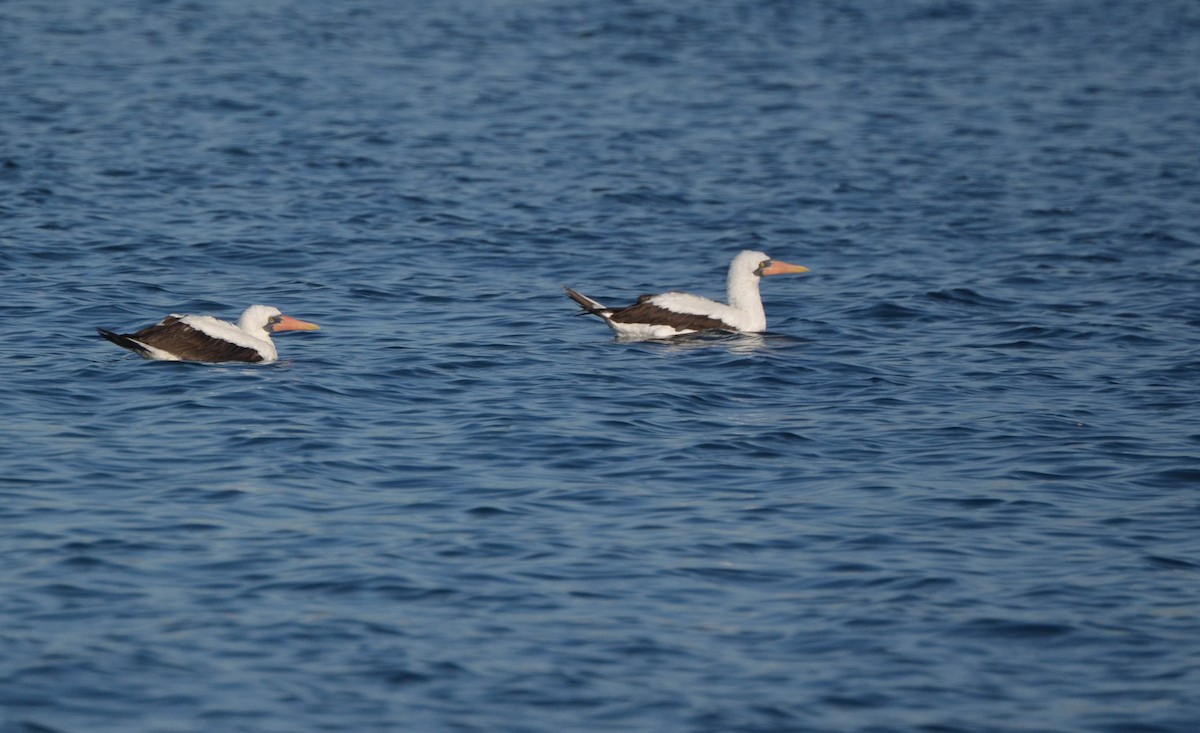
(564, 250, 809, 340)
(98, 304, 320, 363)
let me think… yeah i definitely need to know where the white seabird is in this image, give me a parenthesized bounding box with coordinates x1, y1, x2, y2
(564, 250, 809, 340)
(98, 304, 320, 363)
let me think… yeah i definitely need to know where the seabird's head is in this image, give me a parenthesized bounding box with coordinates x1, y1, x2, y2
(239, 305, 321, 335)
(732, 250, 810, 279)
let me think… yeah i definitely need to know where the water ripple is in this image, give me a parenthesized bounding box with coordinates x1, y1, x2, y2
(1, 1, 1198, 732)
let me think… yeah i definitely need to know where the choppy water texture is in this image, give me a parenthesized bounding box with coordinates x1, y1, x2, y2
(2, 1, 1200, 732)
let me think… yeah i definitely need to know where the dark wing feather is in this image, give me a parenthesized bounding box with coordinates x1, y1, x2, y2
(127, 317, 264, 362)
(608, 299, 732, 331)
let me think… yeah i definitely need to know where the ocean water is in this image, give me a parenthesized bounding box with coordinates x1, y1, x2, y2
(2, 1, 1199, 732)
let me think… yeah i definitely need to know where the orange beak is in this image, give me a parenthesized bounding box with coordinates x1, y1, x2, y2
(760, 259, 809, 276)
(272, 314, 321, 332)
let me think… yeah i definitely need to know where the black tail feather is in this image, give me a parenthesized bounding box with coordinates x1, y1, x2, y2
(97, 328, 151, 357)
(563, 286, 609, 317)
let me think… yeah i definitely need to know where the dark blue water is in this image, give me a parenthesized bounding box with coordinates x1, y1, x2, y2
(2, 1, 1199, 731)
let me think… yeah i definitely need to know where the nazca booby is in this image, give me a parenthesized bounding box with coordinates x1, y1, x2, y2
(564, 250, 808, 340)
(98, 304, 320, 363)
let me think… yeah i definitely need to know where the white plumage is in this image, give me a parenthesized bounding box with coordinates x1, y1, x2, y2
(98, 304, 320, 363)
(565, 250, 809, 340)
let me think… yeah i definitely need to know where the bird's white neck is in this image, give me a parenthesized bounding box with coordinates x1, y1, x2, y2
(727, 266, 766, 332)
(236, 307, 278, 343)
(237, 316, 270, 341)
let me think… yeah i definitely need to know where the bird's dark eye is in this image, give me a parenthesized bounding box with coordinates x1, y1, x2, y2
(268, 315, 282, 324)
(760, 260, 770, 269)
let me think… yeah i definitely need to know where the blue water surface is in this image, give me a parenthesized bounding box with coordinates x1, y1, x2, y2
(2, 1, 1199, 732)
